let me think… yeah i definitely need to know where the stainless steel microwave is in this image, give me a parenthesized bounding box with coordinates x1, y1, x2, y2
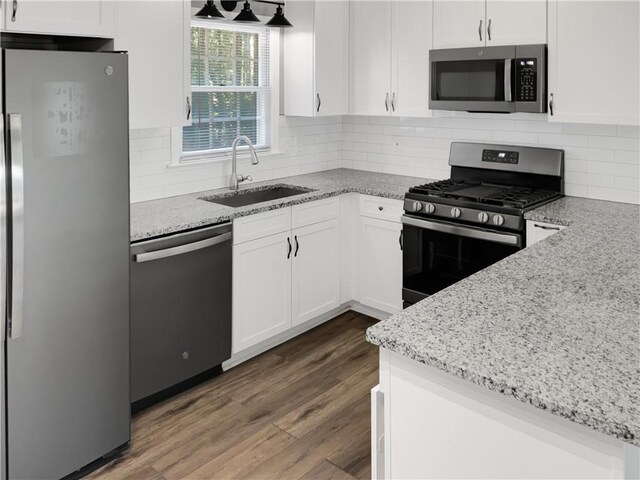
(429, 44, 547, 113)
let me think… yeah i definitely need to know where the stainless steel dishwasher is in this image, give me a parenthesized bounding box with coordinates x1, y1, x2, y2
(130, 222, 232, 410)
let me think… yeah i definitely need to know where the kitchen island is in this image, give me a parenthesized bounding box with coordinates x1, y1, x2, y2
(367, 197, 640, 479)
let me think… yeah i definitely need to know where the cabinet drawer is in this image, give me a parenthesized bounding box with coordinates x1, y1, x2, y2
(360, 195, 403, 223)
(526, 220, 567, 247)
(292, 197, 340, 229)
(233, 207, 292, 245)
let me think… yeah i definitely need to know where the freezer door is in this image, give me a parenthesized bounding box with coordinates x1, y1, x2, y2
(3, 49, 130, 480)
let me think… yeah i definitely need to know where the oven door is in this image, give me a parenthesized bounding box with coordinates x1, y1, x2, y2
(429, 45, 516, 113)
(401, 215, 522, 307)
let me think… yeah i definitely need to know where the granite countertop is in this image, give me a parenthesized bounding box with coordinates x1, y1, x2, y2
(367, 196, 640, 446)
(131, 169, 426, 242)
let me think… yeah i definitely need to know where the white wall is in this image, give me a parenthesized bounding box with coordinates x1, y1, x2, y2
(343, 113, 640, 205)
(130, 113, 639, 205)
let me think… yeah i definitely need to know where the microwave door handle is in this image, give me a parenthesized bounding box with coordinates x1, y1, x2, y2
(504, 59, 513, 102)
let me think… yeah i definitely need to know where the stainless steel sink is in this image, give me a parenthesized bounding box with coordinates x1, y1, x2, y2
(201, 185, 314, 208)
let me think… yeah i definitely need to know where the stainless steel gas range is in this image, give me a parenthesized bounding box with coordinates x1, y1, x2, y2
(402, 142, 564, 307)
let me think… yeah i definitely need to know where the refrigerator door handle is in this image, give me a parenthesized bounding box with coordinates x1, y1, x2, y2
(8, 113, 24, 339)
(0, 115, 6, 342)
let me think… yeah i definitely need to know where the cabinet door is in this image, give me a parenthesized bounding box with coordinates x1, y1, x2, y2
(349, 0, 393, 115)
(114, 0, 191, 129)
(359, 217, 402, 314)
(392, 0, 433, 117)
(314, 0, 348, 116)
(433, 0, 486, 48)
(2, 0, 114, 37)
(292, 220, 340, 326)
(548, 0, 639, 125)
(485, 0, 547, 46)
(232, 232, 292, 354)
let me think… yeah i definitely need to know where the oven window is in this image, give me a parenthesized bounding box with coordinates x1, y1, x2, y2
(432, 59, 506, 102)
(403, 224, 520, 300)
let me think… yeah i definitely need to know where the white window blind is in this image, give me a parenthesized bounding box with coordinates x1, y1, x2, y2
(183, 21, 271, 154)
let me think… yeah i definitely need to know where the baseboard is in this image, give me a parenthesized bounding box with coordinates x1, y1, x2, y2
(222, 303, 352, 370)
(223, 301, 395, 371)
(350, 302, 394, 321)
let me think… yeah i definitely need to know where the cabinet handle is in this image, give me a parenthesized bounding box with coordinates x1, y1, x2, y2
(478, 19, 482, 41)
(186, 97, 192, 120)
(316, 93, 321, 113)
(11, 0, 17, 21)
(384, 93, 389, 112)
(487, 18, 492, 41)
(534, 223, 561, 231)
(294, 235, 299, 257)
(399, 230, 403, 251)
(391, 92, 396, 112)
(287, 237, 292, 259)
(549, 93, 554, 116)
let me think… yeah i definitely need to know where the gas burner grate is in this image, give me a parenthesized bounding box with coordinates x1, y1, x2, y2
(481, 187, 559, 208)
(410, 179, 479, 196)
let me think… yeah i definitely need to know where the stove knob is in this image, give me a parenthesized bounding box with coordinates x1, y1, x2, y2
(478, 212, 489, 223)
(411, 201, 423, 212)
(425, 203, 435, 214)
(493, 214, 505, 226)
(450, 207, 461, 219)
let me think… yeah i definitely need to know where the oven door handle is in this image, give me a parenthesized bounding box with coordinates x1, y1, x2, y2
(401, 216, 521, 247)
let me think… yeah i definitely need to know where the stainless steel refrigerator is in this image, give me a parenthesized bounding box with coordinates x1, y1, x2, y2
(1, 48, 131, 479)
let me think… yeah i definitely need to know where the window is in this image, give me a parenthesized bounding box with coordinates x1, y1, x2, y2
(182, 21, 272, 157)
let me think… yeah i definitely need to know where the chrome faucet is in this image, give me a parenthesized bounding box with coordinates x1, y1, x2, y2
(229, 135, 259, 191)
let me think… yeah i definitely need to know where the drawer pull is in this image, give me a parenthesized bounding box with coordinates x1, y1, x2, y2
(534, 223, 561, 231)
(378, 206, 384, 211)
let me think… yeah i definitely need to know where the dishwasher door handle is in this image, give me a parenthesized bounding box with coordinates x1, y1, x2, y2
(134, 232, 232, 263)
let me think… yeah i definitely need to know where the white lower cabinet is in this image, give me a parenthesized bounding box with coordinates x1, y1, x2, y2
(232, 231, 292, 354)
(232, 199, 341, 355)
(526, 220, 567, 247)
(292, 219, 340, 326)
(359, 215, 403, 314)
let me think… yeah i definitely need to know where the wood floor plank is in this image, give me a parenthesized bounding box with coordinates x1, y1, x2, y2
(226, 326, 369, 405)
(300, 460, 358, 480)
(184, 424, 296, 480)
(243, 394, 371, 479)
(327, 428, 372, 479)
(273, 361, 378, 438)
(89, 312, 378, 480)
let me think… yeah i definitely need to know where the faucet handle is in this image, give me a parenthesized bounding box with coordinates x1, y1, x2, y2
(238, 174, 253, 184)
(245, 175, 253, 182)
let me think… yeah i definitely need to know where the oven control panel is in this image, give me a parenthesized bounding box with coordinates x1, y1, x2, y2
(516, 58, 537, 102)
(482, 149, 519, 165)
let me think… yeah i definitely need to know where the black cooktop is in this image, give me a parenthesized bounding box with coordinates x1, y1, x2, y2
(409, 179, 560, 209)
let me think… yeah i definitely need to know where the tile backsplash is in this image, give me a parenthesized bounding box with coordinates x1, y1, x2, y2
(129, 115, 342, 203)
(130, 113, 639, 205)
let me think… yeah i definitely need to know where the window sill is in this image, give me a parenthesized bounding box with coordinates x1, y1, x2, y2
(169, 148, 284, 169)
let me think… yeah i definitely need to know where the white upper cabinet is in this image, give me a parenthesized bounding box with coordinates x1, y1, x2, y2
(392, 1, 433, 117)
(350, 0, 432, 117)
(114, 0, 191, 129)
(2, 0, 114, 37)
(485, 1, 547, 46)
(433, 0, 546, 48)
(349, 0, 393, 116)
(433, 1, 486, 48)
(284, 0, 348, 117)
(548, 0, 639, 125)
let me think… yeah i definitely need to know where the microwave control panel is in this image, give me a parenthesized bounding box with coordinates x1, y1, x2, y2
(516, 58, 537, 102)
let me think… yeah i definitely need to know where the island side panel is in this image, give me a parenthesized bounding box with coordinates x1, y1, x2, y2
(378, 348, 631, 479)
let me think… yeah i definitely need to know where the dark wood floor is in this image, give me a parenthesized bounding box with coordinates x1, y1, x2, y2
(89, 311, 378, 480)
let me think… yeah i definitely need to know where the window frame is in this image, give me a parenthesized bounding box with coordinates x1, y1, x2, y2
(171, 18, 280, 166)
